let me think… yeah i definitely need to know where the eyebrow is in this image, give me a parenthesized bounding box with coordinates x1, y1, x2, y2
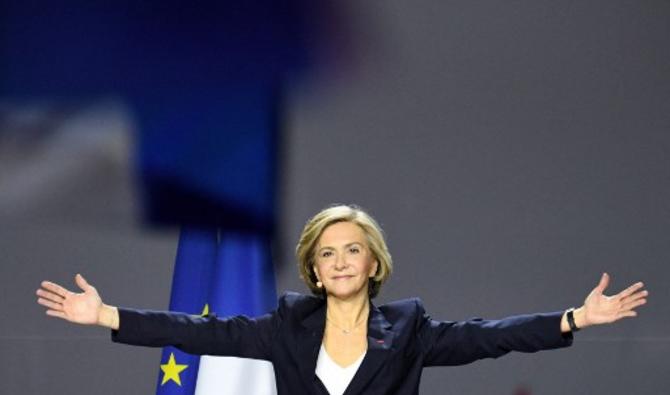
(317, 242, 363, 252)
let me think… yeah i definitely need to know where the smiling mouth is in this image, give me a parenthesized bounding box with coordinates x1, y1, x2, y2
(332, 275, 353, 280)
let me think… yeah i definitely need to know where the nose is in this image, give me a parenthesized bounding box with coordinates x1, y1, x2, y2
(334, 253, 347, 270)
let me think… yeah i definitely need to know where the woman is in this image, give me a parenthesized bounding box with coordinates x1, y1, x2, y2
(36, 204, 648, 395)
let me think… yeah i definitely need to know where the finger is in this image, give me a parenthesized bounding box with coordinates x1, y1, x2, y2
(622, 298, 647, 311)
(41, 281, 70, 298)
(621, 289, 648, 304)
(75, 273, 93, 292)
(617, 282, 645, 300)
(594, 272, 610, 294)
(46, 310, 67, 319)
(36, 289, 65, 304)
(616, 310, 637, 320)
(37, 297, 63, 311)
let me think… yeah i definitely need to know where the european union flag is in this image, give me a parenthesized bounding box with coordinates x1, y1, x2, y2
(155, 229, 216, 394)
(155, 228, 277, 395)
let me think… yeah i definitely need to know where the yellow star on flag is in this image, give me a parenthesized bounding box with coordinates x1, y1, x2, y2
(160, 352, 188, 386)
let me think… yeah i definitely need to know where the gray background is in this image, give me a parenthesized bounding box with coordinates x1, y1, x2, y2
(2, 1, 669, 394)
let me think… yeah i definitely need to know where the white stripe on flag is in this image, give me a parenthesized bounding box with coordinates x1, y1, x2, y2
(194, 356, 277, 395)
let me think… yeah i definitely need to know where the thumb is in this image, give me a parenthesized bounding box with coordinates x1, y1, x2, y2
(593, 272, 609, 294)
(75, 273, 93, 292)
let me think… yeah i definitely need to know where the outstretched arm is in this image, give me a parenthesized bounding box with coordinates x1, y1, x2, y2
(37, 274, 278, 359)
(560, 273, 648, 332)
(36, 274, 119, 330)
(420, 272, 649, 366)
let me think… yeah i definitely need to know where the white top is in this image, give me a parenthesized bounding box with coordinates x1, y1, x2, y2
(315, 344, 366, 395)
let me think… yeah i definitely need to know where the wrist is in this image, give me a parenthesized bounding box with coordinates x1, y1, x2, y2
(97, 304, 119, 330)
(572, 306, 588, 329)
(561, 306, 588, 333)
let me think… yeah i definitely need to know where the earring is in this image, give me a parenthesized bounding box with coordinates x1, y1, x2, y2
(316, 281, 323, 288)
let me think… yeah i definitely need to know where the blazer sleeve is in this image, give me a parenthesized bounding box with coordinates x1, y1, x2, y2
(415, 299, 573, 367)
(111, 307, 279, 361)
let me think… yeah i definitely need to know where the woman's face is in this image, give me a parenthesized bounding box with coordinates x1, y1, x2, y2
(313, 221, 378, 301)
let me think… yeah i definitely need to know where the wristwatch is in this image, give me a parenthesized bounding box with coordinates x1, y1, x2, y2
(567, 308, 580, 332)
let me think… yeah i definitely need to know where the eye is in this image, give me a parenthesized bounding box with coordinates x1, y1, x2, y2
(320, 250, 333, 258)
(349, 247, 360, 254)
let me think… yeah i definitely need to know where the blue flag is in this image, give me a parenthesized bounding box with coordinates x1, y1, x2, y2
(156, 228, 217, 394)
(156, 228, 277, 395)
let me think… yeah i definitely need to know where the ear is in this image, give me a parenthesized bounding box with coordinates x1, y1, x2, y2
(313, 265, 321, 281)
(369, 259, 379, 278)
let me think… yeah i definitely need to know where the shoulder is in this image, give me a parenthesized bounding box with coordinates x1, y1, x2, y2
(276, 291, 325, 317)
(377, 297, 427, 323)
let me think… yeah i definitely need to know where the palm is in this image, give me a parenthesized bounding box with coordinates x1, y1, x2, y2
(582, 273, 647, 326)
(37, 274, 102, 325)
(61, 289, 101, 324)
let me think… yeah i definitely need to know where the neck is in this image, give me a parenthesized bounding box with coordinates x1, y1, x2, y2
(325, 292, 370, 328)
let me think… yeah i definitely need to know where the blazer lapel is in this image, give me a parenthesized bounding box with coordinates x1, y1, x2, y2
(343, 303, 395, 395)
(296, 301, 326, 392)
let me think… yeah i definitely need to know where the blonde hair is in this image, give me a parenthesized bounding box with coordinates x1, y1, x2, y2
(296, 204, 393, 298)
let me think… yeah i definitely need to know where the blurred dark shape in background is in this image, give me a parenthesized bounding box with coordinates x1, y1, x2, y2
(513, 385, 532, 395)
(1, 0, 354, 233)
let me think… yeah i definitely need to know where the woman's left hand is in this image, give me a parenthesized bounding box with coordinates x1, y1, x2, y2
(579, 273, 648, 328)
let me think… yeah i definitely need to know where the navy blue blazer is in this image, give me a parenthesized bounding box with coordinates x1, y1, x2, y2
(112, 292, 573, 394)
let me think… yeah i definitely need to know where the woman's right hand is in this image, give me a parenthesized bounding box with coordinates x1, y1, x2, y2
(36, 274, 104, 326)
